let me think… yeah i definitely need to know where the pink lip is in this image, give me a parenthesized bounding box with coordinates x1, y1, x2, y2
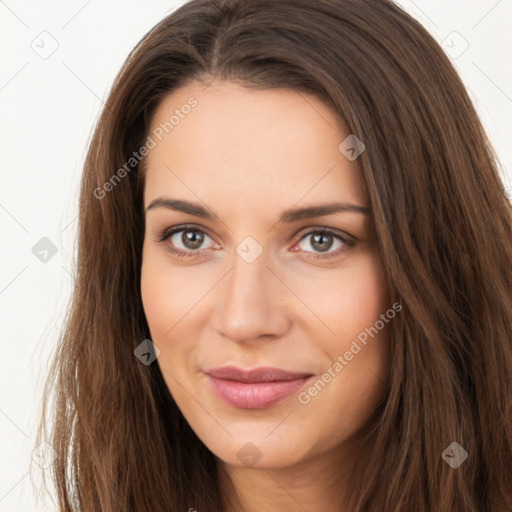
(205, 366, 313, 409)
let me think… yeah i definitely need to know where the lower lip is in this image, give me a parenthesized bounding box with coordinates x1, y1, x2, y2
(206, 375, 312, 409)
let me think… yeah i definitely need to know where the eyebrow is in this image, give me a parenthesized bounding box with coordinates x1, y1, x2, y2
(145, 197, 369, 223)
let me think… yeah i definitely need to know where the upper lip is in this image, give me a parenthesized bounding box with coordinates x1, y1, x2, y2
(205, 366, 313, 383)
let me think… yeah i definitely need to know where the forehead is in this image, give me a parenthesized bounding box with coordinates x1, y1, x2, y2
(143, 80, 368, 218)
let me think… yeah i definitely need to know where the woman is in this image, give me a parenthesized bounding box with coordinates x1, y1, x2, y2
(36, 0, 512, 510)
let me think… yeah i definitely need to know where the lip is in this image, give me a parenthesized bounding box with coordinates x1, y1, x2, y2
(205, 366, 313, 409)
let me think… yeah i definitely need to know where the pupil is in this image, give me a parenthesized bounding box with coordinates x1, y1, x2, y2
(183, 230, 203, 249)
(312, 233, 333, 252)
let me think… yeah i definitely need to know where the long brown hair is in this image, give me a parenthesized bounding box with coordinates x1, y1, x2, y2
(35, 0, 512, 510)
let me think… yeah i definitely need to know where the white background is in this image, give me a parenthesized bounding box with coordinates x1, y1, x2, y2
(1, 1, 511, 510)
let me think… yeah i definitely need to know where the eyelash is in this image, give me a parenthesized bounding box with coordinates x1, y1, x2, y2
(154, 224, 356, 261)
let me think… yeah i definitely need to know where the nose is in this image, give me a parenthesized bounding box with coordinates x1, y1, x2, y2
(210, 247, 290, 345)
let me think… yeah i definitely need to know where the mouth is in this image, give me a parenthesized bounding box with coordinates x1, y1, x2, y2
(205, 366, 314, 409)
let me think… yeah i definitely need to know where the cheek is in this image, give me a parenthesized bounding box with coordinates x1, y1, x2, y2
(298, 252, 391, 426)
(140, 258, 171, 336)
(140, 256, 196, 397)
(337, 253, 391, 381)
(140, 250, 204, 339)
(140, 253, 192, 365)
(140, 249, 216, 380)
(303, 250, 389, 354)
(342, 258, 389, 342)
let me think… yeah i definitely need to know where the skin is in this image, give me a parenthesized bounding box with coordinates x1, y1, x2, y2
(140, 79, 392, 512)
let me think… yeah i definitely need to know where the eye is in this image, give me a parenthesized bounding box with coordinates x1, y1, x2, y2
(294, 229, 355, 260)
(155, 225, 217, 258)
(154, 225, 356, 261)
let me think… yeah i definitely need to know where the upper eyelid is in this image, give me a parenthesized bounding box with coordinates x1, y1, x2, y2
(160, 224, 215, 242)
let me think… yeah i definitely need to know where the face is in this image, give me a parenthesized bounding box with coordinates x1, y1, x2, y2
(140, 79, 392, 470)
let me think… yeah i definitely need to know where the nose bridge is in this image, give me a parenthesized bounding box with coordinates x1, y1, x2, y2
(212, 239, 288, 343)
(229, 242, 268, 302)
(225, 245, 272, 320)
